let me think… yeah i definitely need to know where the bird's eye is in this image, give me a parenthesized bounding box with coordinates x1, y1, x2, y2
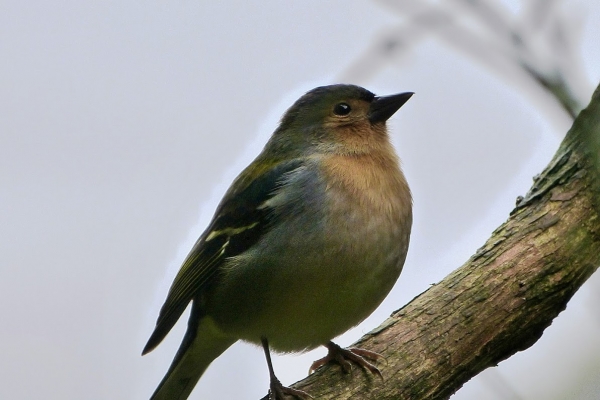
(333, 102, 351, 116)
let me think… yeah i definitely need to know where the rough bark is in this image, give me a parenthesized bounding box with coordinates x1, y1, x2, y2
(262, 82, 600, 400)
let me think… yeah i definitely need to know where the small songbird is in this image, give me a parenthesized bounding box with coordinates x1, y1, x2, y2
(143, 84, 413, 399)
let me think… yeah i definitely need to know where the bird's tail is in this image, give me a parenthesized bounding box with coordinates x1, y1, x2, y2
(150, 316, 236, 400)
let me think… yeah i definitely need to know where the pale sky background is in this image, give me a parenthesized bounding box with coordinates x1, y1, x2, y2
(2, 1, 600, 399)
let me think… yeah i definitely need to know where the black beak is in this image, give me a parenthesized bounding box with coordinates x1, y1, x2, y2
(368, 92, 414, 124)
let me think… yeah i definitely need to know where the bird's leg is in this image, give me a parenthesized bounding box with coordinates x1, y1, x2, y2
(309, 341, 384, 380)
(261, 337, 313, 400)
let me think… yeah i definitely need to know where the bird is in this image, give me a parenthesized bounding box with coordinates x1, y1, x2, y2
(142, 84, 413, 400)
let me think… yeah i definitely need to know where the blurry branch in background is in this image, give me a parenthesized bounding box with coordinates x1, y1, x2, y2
(341, 0, 591, 122)
(273, 82, 600, 400)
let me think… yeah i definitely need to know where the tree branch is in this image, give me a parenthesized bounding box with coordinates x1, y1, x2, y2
(265, 82, 600, 399)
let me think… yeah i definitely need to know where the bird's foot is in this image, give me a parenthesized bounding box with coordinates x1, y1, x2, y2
(262, 337, 313, 399)
(268, 376, 313, 400)
(309, 341, 384, 379)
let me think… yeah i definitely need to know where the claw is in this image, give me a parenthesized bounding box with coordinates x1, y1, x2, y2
(309, 341, 384, 380)
(268, 377, 313, 400)
(262, 337, 313, 399)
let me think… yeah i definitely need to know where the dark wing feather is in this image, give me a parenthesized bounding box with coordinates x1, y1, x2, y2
(142, 159, 304, 354)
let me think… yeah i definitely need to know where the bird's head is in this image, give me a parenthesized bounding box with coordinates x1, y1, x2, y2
(268, 84, 413, 157)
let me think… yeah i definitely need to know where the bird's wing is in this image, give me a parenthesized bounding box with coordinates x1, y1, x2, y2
(142, 158, 305, 354)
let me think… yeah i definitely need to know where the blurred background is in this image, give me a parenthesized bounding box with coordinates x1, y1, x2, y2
(1, 0, 600, 399)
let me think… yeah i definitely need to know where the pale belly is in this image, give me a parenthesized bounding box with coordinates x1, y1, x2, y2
(206, 204, 411, 352)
